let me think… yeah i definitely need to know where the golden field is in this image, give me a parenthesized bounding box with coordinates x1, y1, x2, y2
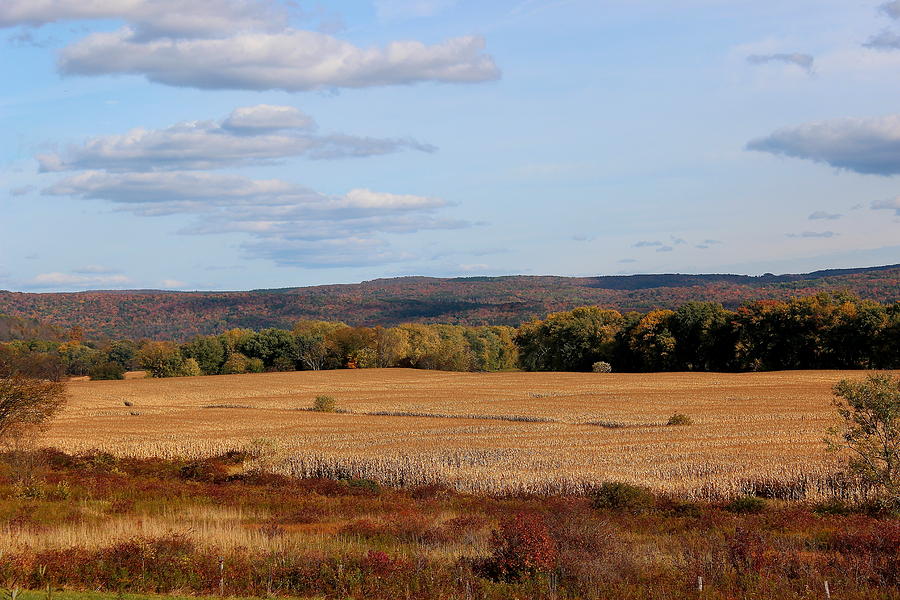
(44, 368, 887, 500)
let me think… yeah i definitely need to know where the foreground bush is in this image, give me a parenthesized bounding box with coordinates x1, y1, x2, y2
(590, 482, 655, 512)
(312, 395, 337, 412)
(479, 512, 557, 582)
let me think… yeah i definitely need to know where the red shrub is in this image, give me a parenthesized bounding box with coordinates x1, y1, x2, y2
(483, 512, 557, 581)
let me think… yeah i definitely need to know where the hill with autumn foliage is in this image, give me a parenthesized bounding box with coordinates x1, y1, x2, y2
(0, 264, 898, 340)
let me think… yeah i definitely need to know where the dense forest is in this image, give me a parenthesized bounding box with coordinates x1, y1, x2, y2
(0, 264, 898, 340)
(2, 291, 897, 380)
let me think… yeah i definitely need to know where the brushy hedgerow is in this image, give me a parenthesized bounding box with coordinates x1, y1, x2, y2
(0, 450, 899, 599)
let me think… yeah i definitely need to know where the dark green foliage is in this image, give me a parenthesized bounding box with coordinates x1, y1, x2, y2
(590, 482, 655, 512)
(829, 373, 900, 500)
(180, 336, 225, 375)
(517, 306, 623, 371)
(666, 413, 693, 426)
(813, 497, 853, 516)
(88, 361, 125, 381)
(725, 496, 767, 514)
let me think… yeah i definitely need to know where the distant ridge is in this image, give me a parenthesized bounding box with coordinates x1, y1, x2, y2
(1, 264, 898, 340)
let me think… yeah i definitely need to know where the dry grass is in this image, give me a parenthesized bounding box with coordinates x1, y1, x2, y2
(45, 368, 893, 500)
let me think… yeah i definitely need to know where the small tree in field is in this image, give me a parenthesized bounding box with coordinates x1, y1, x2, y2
(0, 375, 67, 484)
(828, 373, 900, 500)
(0, 375, 66, 440)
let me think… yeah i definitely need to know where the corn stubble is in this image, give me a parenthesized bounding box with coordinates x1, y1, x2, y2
(45, 368, 888, 501)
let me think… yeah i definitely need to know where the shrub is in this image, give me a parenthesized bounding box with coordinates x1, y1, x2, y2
(221, 353, 249, 375)
(725, 496, 766, 514)
(812, 497, 853, 516)
(667, 412, 693, 426)
(88, 361, 125, 380)
(179, 358, 202, 377)
(481, 512, 557, 581)
(592, 361, 612, 373)
(828, 373, 900, 500)
(312, 395, 337, 412)
(590, 482, 654, 512)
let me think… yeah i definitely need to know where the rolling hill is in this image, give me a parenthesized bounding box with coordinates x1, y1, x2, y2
(1, 264, 898, 340)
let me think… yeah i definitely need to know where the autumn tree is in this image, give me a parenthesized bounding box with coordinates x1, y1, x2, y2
(828, 373, 900, 501)
(516, 306, 623, 371)
(0, 375, 67, 441)
(137, 341, 185, 378)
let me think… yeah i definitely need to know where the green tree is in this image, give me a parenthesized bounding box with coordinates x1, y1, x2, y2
(181, 336, 225, 375)
(828, 373, 900, 500)
(516, 306, 623, 371)
(137, 341, 185, 378)
(627, 310, 677, 371)
(669, 302, 735, 371)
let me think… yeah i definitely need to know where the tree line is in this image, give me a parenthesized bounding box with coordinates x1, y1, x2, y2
(0, 292, 897, 380)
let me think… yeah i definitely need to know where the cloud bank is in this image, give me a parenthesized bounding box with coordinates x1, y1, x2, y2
(747, 115, 900, 175)
(58, 28, 500, 92)
(39, 105, 435, 172)
(746, 53, 814, 72)
(1, 1, 499, 93)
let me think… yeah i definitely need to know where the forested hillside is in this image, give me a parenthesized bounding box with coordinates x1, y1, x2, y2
(0, 264, 897, 340)
(0, 314, 61, 341)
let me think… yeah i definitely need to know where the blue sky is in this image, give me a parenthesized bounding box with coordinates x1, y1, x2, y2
(1, 0, 899, 292)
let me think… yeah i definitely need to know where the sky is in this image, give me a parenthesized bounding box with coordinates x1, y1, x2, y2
(1, 0, 899, 292)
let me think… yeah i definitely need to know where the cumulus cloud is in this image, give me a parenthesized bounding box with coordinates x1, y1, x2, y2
(786, 231, 839, 238)
(747, 115, 900, 175)
(695, 239, 723, 249)
(45, 171, 464, 267)
(0, 0, 289, 40)
(28, 271, 132, 289)
(809, 211, 842, 220)
(39, 105, 434, 172)
(222, 105, 315, 133)
(58, 28, 500, 92)
(10, 185, 34, 196)
(633, 240, 663, 247)
(656, 245, 674, 252)
(882, 1, 900, 18)
(865, 30, 900, 50)
(872, 196, 900, 215)
(747, 53, 814, 72)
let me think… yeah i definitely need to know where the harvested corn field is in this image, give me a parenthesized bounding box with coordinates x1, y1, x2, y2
(47, 369, 887, 500)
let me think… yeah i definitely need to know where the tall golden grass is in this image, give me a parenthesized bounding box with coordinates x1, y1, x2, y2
(44, 368, 888, 500)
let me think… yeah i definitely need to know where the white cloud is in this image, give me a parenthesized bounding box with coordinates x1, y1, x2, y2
(808, 211, 843, 220)
(160, 279, 187, 288)
(46, 171, 465, 268)
(39, 106, 434, 172)
(0, 0, 288, 40)
(747, 115, 900, 175)
(785, 231, 839, 238)
(882, 1, 900, 19)
(872, 196, 900, 215)
(746, 53, 814, 73)
(222, 105, 315, 133)
(59, 28, 500, 92)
